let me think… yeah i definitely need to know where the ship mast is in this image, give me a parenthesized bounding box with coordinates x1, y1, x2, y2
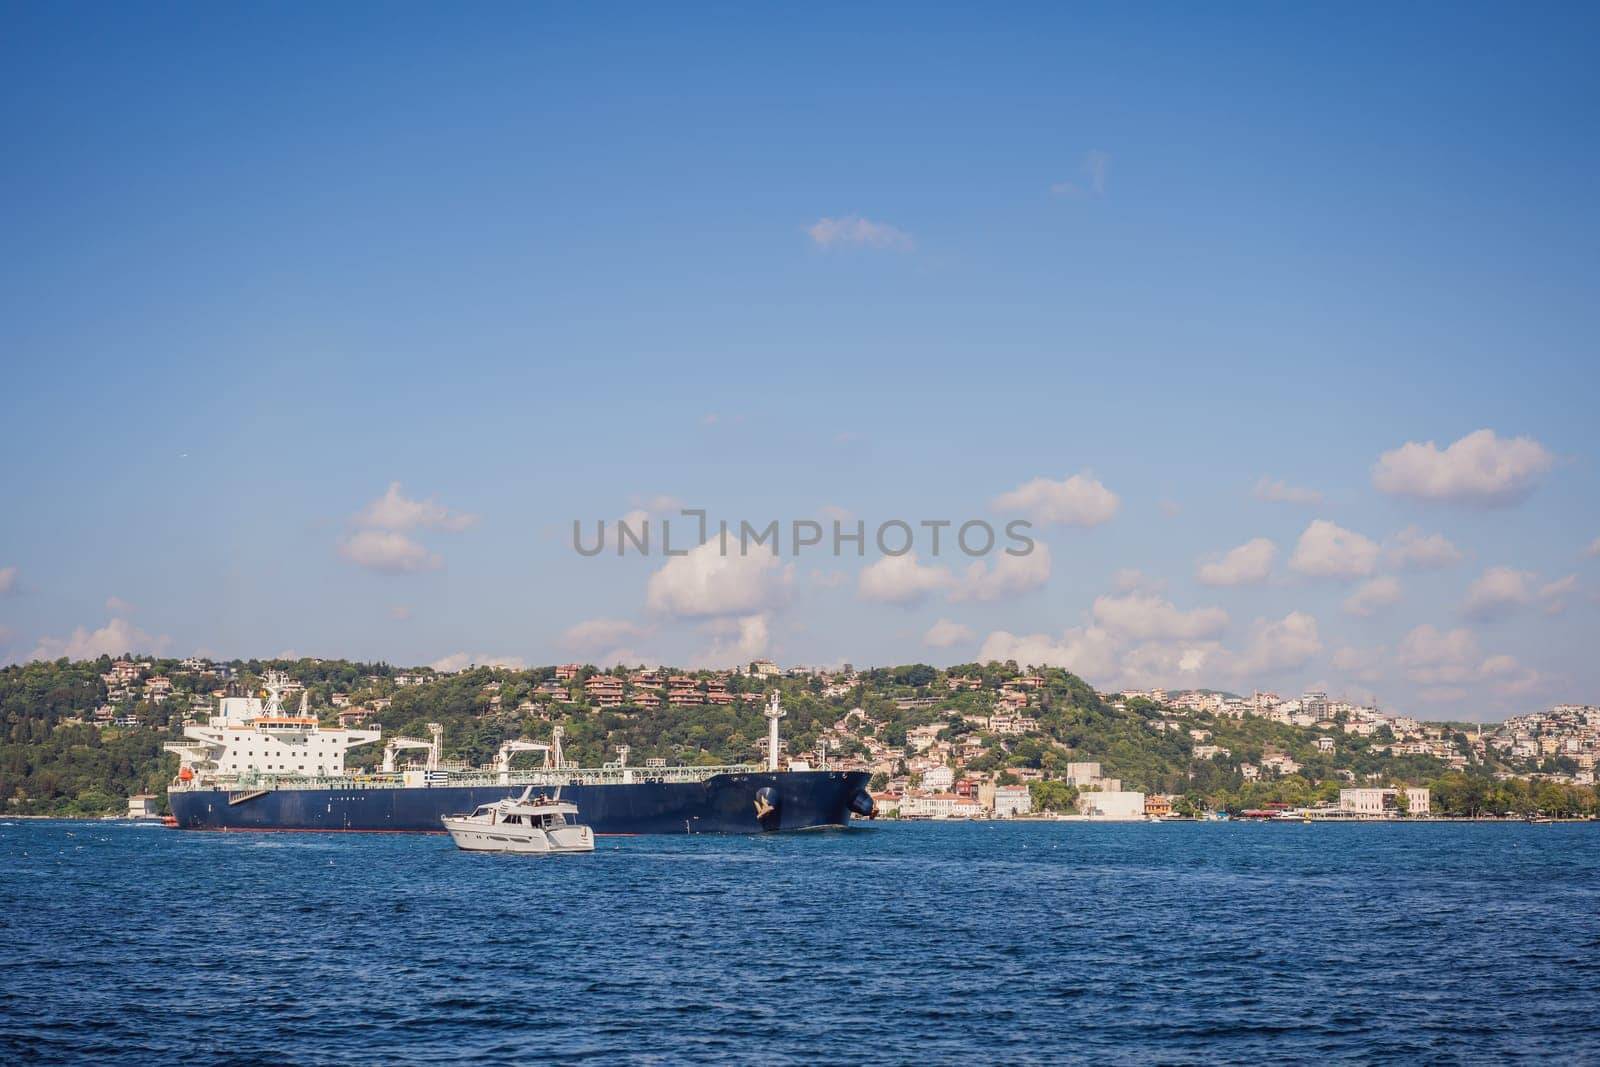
(765, 692, 785, 772)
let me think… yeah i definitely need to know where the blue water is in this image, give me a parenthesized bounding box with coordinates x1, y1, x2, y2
(2, 821, 1599, 1065)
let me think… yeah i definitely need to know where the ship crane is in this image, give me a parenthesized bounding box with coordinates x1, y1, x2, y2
(381, 722, 442, 773)
(494, 740, 553, 783)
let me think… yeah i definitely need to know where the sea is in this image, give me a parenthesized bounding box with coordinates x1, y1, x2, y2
(2, 819, 1598, 1065)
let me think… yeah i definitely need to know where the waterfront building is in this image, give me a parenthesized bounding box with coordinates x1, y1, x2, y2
(992, 785, 1031, 818)
(1076, 790, 1146, 819)
(1338, 787, 1431, 816)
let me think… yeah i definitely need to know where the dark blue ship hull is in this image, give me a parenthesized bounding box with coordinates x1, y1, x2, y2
(168, 770, 873, 835)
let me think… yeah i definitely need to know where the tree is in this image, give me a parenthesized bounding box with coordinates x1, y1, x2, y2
(1029, 780, 1078, 813)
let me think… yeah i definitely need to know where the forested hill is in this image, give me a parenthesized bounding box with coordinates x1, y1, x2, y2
(1, 654, 1591, 817)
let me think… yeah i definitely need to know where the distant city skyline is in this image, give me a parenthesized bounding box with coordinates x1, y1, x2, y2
(2, 3, 1597, 721)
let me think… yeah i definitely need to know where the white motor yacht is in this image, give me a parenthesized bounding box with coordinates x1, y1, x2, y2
(442, 786, 594, 854)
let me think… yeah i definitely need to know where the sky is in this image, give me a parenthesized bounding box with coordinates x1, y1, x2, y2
(2, 2, 1597, 720)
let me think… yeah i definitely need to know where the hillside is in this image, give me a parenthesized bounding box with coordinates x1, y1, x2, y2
(1, 655, 1593, 817)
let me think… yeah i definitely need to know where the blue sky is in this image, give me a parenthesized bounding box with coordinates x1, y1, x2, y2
(2, 2, 1597, 719)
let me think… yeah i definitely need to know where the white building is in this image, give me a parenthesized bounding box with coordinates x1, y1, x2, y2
(1339, 787, 1431, 816)
(1076, 790, 1147, 820)
(920, 765, 955, 792)
(992, 785, 1031, 818)
(900, 793, 981, 819)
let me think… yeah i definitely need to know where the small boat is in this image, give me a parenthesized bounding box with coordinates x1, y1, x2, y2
(441, 786, 594, 854)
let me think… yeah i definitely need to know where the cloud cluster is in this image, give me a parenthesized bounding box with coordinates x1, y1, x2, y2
(561, 618, 650, 655)
(1289, 520, 1380, 580)
(339, 483, 476, 575)
(858, 545, 1053, 607)
(30, 616, 170, 662)
(923, 618, 975, 649)
(645, 541, 793, 619)
(0, 566, 16, 596)
(1049, 149, 1111, 198)
(805, 216, 914, 251)
(974, 581, 1319, 691)
(1196, 538, 1277, 587)
(1395, 624, 1544, 699)
(1462, 566, 1578, 619)
(992, 472, 1119, 528)
(357, 482, 479, 533)
(429, 652, 528, 673)
(1373, 429, 1553, 506)
(339, 530, 442, 575)
(1343, 576, 1402, 617)
(1387, 526, 1464, 569)
(1253, 477, 1321, 505)
(695, 614, 772, 666)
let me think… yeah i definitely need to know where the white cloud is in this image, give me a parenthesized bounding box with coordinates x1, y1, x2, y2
(808, 569, 849, 590)
(1583, 536, 1600, 559)
(1343, 576, 1402, 617)
(1090, 591, 1228, 641)
(805, 215, 914, 251)
(1157, 499, 1182, 518)
(1462, 566, 1535, 620)
(356, 482, 478, 533)
(1539, 574, 1578, 616)
(1387, 526, 1464, 570)
(952, 542, 1052, 602)
(1196, 538, 1277, 587)
(992, 472, 1120, 528)
(857, 553, 954, 607)
(105, 596, 135, 615)
(1331, 644, 1386, 683)
(337, 530, 442, 575)
(389, 606, 413, 622)
(1111, 569, 1166, 594)
(694, 614, 771, 667)
(430, 652, 527, 673)
(30, 616, 171, 662)
(0, 566, 16, 596)
(1289, 519, 1381, 580)
(1049, 149, 1111, 197)
(1397, 624, 1482, 684)
(1252, 477, 1322, 505)
(1393, 624, 1540, 698)
(1372, 429, 1554, 506)
(923, 618, 975, 649)
(340, 483, 475, 574)
(646, 540, 794, 618)
(978, 625, 1121, 679)
(1232, 612, 1322, 675)
(976, 585, 1320, 691)
(561, 618, 650, 654)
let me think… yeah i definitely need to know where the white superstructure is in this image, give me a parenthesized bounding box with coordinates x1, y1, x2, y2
(165, 671, 381, 781)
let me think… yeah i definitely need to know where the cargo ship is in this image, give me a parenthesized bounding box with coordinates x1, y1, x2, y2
(164, 674, 873, 834)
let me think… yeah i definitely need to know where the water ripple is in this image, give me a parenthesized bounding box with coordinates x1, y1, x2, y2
(2, 820, 1598, 1064)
